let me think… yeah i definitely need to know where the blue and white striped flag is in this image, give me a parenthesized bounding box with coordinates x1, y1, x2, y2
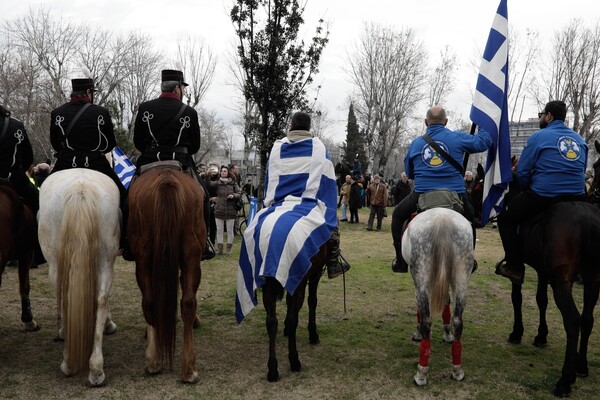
(235, 137, 337, 323)
(470, 0, 512, 226)
(111, 146, 136, 189)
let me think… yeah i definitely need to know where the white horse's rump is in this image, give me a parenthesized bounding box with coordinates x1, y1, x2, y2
(401, 207, 473, 386)
(38, 169, 120, 387)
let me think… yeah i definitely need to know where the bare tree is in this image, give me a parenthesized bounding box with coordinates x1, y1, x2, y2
(347, 23, 428, 174)
(507, 29, 539, 125)
(195, 108, 227, 163)
(177, 37, 216, 108)
(535, 19, 600, 142)
(428, 46, 457, 107)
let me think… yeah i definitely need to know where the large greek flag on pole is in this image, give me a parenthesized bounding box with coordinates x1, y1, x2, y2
(470, 0, 512, 226)
(111, 146, 136, 189)
(236, 137, 337, 323)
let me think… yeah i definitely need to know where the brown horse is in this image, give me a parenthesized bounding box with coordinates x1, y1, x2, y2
(260, 245, 328, 382)
(128, 166, 205, 383)
(0, 184, 38, 332)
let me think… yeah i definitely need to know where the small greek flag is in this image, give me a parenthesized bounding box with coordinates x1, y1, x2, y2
(470, 0, 512, 226)
(112, 146, 136, 189)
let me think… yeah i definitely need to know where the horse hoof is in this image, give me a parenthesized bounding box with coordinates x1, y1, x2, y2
(451, 364, 465, 382)
(309, 335, 320, 345)
(533, 338, 548, 348)
(411, 329, 422, 342)
(181, 371, 200, 384)
(414, 365, 428, 386)
(290, 359, 302, 373)
(144, 367, 162, 376)
(22, 321, 40, 332)
(507, 334, 521, 344)
(88, 371, 106, 387)
(60, 361, 74, 377)
(193, 314, 200, 329)
(267, 370, 279, 382)
(443, 333, 454, 344)
(552, 385, 571, 398)
(104, 321, 117, 335)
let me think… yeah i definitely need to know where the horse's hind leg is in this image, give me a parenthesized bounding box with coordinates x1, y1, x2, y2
(88, 262, 113, 387)
(137, 258, 161, 375)
(576, 282, 599, 377)
(263, 279, 279, 382)
(551, 284, 580, 397)
(17, 253, 38, 332)
(414, 290, 431, 386)
(509, 282, 524, 344)
(179, 258, 201, 384)
(450, 289, 466, 382)
(286, 280, 308, 373)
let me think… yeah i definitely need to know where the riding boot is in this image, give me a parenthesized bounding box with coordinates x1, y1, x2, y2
(203, 239, 216, 260)
(217, 243, 224, 255)
(326, 226, 350, 279)
(226, 243, 232, 255)
(392, 241, 408, 273)
(495, 219, 524, 284)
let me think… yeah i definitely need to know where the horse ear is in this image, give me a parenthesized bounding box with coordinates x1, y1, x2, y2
(595, 139, 600, 154)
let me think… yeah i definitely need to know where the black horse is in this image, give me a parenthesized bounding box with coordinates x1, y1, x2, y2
(469, 163, 485, 226)
(497, 151, 600, 397)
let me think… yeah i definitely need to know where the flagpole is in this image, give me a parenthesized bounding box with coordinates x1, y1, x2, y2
(462, 122, 477, 171)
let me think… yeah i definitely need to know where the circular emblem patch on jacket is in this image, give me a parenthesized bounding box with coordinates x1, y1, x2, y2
(556, 136, 582, 161)
(421, 142, 450, 167)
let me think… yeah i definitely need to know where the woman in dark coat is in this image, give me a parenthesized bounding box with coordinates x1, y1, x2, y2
(348, 177, 363, 223)
(207, 165, 241, 255)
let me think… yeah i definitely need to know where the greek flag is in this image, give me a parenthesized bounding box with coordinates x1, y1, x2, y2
(111, 146, 136, 189)
(470, 0, 512, 226)
(235, 137, 337, 323)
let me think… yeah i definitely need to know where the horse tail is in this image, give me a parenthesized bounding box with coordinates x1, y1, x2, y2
(56, 184, 100, 373)
(151, 172, 184, 367)
(429, 214, 453, 314)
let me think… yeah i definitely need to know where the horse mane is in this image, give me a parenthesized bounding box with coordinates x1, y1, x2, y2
(57, 182, 100, 373)
(429, 213, 452, 314)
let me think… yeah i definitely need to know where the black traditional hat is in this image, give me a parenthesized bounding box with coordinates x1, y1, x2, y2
(161, 69, 188, 86)
(71, 78, 95, 91)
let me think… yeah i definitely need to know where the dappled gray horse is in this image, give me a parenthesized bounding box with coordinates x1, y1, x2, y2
(402, 207, 473, 386)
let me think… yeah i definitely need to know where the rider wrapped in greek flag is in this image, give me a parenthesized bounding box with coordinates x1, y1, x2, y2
(236, 135, 337, 323)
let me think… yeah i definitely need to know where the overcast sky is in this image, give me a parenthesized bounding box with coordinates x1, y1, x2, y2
(5, 1, 600, 142)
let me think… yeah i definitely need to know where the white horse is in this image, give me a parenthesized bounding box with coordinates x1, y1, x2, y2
(402, 207, 473, 386)
(38, 169, 120, 387)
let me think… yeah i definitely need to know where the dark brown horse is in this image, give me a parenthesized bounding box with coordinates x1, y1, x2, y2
(498, 154, 600, 397)
(262, 245, 328, 382)
(128, 166, 205, 383)
(0, 184, 38, 332)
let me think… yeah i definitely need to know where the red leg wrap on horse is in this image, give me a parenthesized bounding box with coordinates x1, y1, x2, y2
(419, 339, 431, 367)
(416, 309, 421, 323)
(442, 304, 451, 324)
(452, 340, 462, 365)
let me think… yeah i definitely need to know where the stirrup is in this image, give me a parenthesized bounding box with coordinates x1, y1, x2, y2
(327, 254, 350, 279)
(202, 240, 216, 261)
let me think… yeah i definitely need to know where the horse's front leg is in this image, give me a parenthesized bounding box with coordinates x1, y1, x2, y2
(17, 253, 38, 332)
(88, 262, 113, 387)
(262, 279, 279, 382)
(551, 282, 579, 397)
(508, 282, 524, 344)
(534, 273, 549, 347)
(307, 268, 322, 345)
(286, 280, 307, 373)
(414, 290, 431, 386)
(179, 258, 201, 384)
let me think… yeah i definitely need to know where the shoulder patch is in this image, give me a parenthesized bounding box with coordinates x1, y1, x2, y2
(421, 141, 449, 168)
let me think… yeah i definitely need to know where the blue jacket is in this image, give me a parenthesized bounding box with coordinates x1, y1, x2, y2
(405, 124, 492, 194)
(517, 120, 587, 197)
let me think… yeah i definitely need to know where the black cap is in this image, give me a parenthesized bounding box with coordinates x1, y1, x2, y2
(161, 69, 188, 86)
(71, 78, 95, 91)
